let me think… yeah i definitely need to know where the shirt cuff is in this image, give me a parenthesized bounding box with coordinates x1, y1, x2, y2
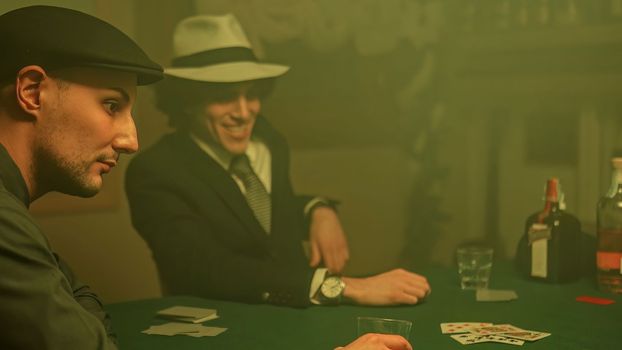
(304, 197, 332, 217)
(309, 268, 328, 305)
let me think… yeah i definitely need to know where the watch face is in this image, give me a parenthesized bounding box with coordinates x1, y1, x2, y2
(321, 276, 344, 299)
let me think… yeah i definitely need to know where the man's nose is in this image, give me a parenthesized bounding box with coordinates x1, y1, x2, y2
(233, 95, 251, 119)
(112, 113, 139, 154)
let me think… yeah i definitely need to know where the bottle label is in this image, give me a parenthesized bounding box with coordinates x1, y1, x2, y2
(531, 239, 548, 278)
(597, 252, 622, 274)
(528, 224, 552, 245)
(529, 223, 550, 278)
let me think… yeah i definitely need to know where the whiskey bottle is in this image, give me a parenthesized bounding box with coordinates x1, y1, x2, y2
(596, 157, 622, 293)
(516, 178, 582, 283)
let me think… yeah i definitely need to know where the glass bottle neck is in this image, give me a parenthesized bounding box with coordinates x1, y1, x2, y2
(607, 168, 622, 197)
(538, 200, 560, 223)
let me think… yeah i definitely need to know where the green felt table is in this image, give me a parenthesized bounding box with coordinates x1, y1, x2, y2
(106, 263, 622, 349)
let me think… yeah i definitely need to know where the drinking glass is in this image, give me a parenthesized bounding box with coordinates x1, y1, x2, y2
(357, 317, 412, 340)
(456, 246, 493, 290)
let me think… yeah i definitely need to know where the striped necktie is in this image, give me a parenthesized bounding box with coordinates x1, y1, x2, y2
(229, 154, 271, 234)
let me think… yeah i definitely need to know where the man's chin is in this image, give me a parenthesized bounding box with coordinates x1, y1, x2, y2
(77, 188, 100, 198)
(64, 187, 100, 198)
(61, 178, 102, 198)
(224, 143, 250, 156)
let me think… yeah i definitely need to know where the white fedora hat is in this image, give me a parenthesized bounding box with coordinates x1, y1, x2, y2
(165, 14, 289, 83)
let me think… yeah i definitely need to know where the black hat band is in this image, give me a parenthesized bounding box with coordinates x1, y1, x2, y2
(172, 47, 257, 68)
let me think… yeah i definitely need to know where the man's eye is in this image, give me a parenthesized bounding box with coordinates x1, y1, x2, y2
(103, 100, 120, 114)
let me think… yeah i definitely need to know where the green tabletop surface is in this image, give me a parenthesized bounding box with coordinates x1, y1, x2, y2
(106, 263, 622, 349)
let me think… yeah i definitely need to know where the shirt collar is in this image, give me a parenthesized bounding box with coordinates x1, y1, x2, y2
(0, 143, 30, 207)
(189, 133, 262, 171)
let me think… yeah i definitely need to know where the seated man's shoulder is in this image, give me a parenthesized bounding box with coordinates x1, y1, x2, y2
(0, 190, 49, 252)
(0, 188, 32, 220)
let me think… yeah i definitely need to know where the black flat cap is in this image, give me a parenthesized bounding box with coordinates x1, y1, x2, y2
(0, 5, 163, 85)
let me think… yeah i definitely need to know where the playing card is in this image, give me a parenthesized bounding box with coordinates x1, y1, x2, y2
(157, 306, 218, 323)
(575, 295, 615, 305)
(450, 333, 490, 344)
(476, 289, 518, 302)
(440, 322, 493, 334)
(451, 333, 525, 346)
(485, 335, 525, 346)
(469, 324, 524, 335)
(184, 327, 228, 337)
(143, 322, 203, 336)
(142, 322, 227, 337)
(500, 330, 551, 341)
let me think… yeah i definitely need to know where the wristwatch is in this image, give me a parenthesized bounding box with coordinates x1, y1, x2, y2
(319, 275, 346, 304)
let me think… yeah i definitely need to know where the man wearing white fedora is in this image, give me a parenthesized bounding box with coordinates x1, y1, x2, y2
(126, 14, 430, 309)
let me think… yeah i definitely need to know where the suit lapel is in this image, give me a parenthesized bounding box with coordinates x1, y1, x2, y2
(171, 132, 270, 244)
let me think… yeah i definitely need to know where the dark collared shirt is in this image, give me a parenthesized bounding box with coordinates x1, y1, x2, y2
(0, 144, 118, 350)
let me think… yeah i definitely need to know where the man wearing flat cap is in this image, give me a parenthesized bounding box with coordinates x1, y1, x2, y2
(0, 5, 162, 350)
(126, 14, 430, 308)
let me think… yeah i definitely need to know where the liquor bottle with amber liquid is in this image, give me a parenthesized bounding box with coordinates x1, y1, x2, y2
(596, 157, 622, 294)
(516, 178, 582, 283)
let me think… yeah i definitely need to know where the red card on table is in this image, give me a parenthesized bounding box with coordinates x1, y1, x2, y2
(575, 295, 615, 305)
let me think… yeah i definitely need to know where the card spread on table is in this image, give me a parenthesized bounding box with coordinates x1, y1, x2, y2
(500, 330, 551, 341)
(469, 324, 524, 335)
(450, 333, 491, 345)
(142, 322, 227, 337)
(440, 322, 493, 334)
(476, 289, 518, 302)
(450, 333, 525, 346)
(443, 322, 550, 346)
(484, 334, 525, 345)
(156, 306, 218, 323)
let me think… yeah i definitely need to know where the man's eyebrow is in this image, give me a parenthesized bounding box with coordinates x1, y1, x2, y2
(108, 87, 130, 103)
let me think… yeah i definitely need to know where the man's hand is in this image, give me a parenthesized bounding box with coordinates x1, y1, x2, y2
(335, 333, 412, 350)
(308, 206, 349, 274)
(342, 269, 431, 306)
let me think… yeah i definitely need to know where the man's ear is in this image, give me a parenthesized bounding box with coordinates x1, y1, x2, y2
(14, 65, 47, 119)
